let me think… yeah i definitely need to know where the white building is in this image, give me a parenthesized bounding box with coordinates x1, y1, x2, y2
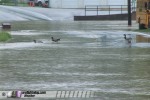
(49, 0, 128, 8)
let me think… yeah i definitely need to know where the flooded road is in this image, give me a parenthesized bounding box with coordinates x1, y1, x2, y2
(0, 21, 150, 100)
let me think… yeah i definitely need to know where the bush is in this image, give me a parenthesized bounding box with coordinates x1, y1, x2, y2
(0, 31, 11, 42)
(1, 0, 11, 3)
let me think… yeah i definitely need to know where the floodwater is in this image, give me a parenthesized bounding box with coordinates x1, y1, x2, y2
(0, 21, 150, 100)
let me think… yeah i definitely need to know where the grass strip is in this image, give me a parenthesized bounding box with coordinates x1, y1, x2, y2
(0, 31, 11, 42)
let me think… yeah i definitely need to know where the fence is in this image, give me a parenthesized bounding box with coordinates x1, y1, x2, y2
(85, 5, 136, 16)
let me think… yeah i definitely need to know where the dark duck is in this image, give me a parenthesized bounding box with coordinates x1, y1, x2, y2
(51, 37, 60, 43)
(33, 40, 43, 43)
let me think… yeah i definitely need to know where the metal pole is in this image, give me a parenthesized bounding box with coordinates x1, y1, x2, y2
(121, 5, 122, 14)
(97, 6, 98, 16)
(109, 5, 110, 15)
(128, 0, 132, 26)
(85, 6, 86, 16)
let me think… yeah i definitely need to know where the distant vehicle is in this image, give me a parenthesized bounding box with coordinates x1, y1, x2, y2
(28, 0, 49, 7)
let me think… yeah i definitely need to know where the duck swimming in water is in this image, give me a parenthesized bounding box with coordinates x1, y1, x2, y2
(33, 40, 43, 43)
(124, 34, 132, 44)
(51, 37, 60, 43)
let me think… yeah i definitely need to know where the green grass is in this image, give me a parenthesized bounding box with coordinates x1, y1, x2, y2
(0, 2, 28, 7)
(0, 31, 11, 42)
(17, 3, 28, 7)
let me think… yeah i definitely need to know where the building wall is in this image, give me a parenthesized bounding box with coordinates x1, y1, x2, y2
(50, 0, 127, 8)
(50, 0, 84, 8)
(107, 0, 127, 5)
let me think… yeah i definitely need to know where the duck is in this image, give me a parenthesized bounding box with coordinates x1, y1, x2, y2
(124, 34, 132, 43)
(51, 37, 60, 42)
(33, 40, 43, 43)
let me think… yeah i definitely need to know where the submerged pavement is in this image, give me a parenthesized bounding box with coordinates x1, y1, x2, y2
(0, 22, 150, 100)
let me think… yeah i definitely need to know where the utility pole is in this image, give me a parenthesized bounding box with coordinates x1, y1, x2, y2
(128, 0, 132, 26)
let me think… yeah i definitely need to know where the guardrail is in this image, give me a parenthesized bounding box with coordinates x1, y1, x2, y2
(85, 5, 136, 16)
